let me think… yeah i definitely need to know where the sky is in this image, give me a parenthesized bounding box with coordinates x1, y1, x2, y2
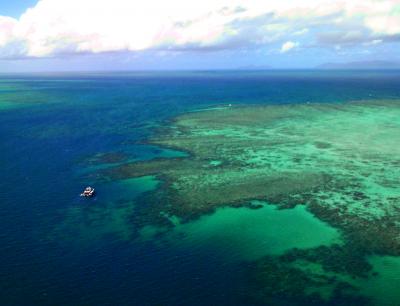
(0, 0, 399, 71)
(0, 0, 38, 19)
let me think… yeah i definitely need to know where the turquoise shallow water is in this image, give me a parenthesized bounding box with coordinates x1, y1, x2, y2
(142, 204, 341, 262)
(1, 71, 400, 305)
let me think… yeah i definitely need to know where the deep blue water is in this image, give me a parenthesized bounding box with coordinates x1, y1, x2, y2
(1, 70, 400, 305)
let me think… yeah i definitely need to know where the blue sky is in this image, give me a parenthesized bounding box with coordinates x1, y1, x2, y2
(0, 0, 37, 18)
(0, 0, 399, 71)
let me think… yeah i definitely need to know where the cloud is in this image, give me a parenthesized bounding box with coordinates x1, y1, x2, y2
(0, 0, 399, 59)
(293, 28, 309, 36)
(364, 39, 383, 46)
(280, 41, 299, 53)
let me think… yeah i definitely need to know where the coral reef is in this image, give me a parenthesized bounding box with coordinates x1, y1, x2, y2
(102, 101, 400, 242)
(97, 100, 400, 303)
(247, 252, 372, 306)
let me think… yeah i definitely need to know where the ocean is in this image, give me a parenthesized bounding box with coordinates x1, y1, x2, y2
(1, 70, 400, 305)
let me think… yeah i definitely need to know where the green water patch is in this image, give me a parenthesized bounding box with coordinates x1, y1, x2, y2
(0, 94, 34, 110)
(209, 160, 222, 166)
(358, 256, 400, 306)
(0, 83, 53, 110)
(0, 100, 20, 110)
(140, 203, 341, 262)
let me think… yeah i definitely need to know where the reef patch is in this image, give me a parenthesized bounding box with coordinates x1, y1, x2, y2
(98, 100, 400, 304)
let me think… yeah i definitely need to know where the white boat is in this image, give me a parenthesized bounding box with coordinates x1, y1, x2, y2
(80, 186, 95, 197)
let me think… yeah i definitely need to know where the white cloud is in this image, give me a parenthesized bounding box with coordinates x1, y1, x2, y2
(364, 15, 400, 35)
(293, 28, 309, 36)
(0, 16, 18, 46)
(364, 39, 383, 46)
(280, 41, 299, 53)
(0, 0, 399, 59)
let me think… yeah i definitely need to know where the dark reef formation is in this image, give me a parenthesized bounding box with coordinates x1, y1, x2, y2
(93, 100, 400, 304)
(247, 252, 372, 306)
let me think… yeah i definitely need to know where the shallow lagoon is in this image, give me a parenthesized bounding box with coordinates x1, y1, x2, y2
(141, 203, 341, 261)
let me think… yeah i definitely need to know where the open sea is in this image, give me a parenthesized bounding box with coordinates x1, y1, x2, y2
(1, 70, 400, 305)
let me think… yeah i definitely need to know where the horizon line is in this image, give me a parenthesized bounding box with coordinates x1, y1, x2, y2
(2, 68, 400, 74)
